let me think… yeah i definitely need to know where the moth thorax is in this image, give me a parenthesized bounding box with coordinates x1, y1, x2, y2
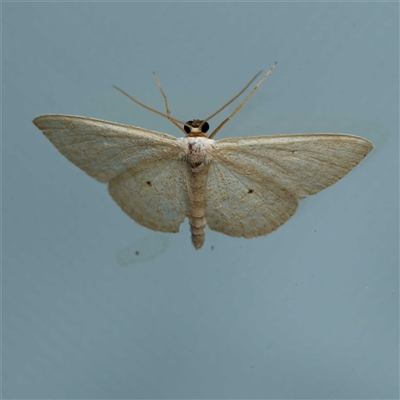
(185, 137, 210, 171)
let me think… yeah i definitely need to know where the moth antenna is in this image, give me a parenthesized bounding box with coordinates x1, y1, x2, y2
(198, 70, 263, 132)
(113, 85, 187, 134)
(208, 61, 278, 139)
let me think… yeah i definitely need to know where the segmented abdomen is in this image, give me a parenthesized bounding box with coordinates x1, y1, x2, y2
(187, 165, 209, 249)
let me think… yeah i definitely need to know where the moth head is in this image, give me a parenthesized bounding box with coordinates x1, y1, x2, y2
(184, 119, 210, 136)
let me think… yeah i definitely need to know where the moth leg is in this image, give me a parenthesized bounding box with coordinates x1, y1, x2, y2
(152, 72, 185, 133)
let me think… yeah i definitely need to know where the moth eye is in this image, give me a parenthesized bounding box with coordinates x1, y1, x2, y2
(200, 121, 210, 133)
(184, 121, 193, 133)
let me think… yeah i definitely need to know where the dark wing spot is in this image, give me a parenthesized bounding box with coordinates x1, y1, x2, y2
(247, 189, 254, 194)
(146, 181, 152, 186)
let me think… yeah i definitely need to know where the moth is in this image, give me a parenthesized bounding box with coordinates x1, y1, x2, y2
(33, 62, 373, 249)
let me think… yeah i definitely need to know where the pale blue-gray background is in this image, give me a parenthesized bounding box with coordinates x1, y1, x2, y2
(3, 2, 398, 399)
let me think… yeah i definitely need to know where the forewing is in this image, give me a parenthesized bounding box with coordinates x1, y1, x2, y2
(212, 134, 373, 198)
(33, 114, 182, 182)
(108, 158, 188, 232)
